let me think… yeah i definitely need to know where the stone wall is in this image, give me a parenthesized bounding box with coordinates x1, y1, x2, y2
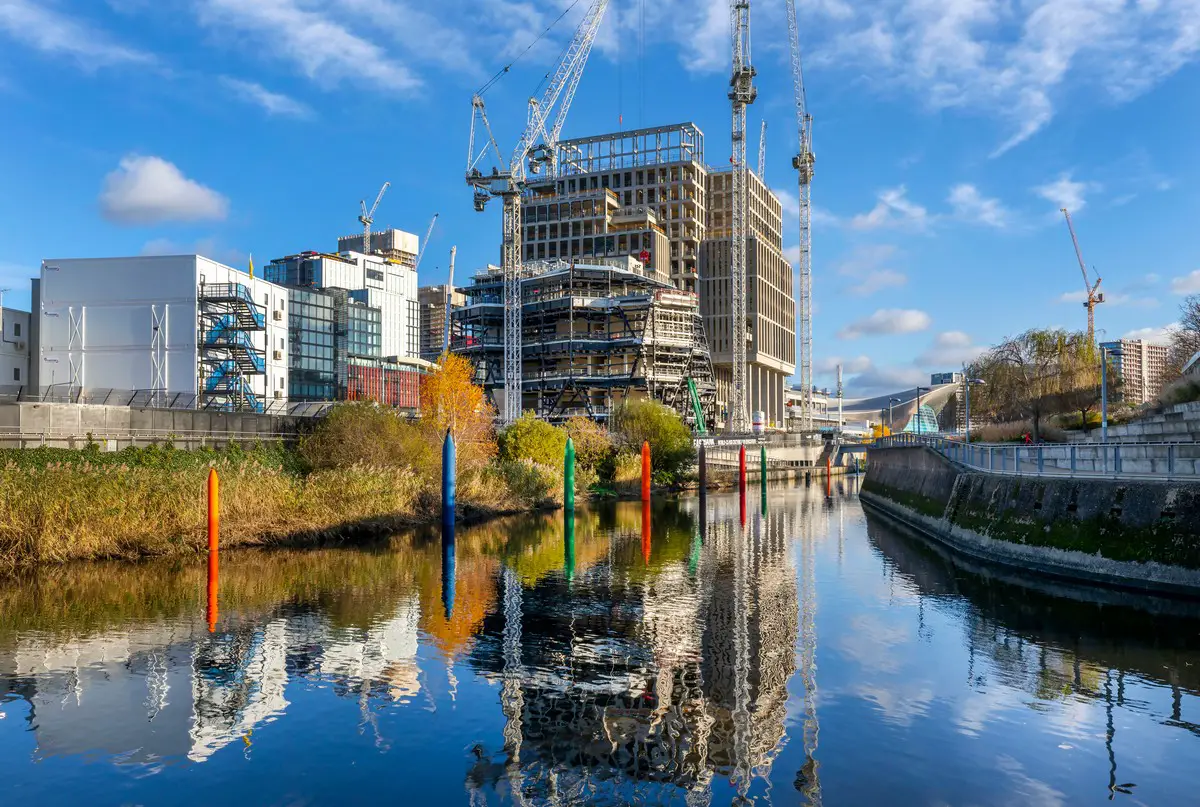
(0, 402, 308, 450)
(863, 445, 1200, 594)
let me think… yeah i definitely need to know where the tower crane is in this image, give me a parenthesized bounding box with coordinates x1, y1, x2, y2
(358, 182, 390, 257)
(758, 120, 767, 179)
(413, 213, 439, 273)
(1061, 208, 1104, 345)
(786, 0, 816, 434)
(728, 0, 758, 433)
(466, 0, 610, 424)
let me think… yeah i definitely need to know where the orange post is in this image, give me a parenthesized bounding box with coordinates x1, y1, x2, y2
(641, 441, 651, 502)
(207, 468, 220, 552)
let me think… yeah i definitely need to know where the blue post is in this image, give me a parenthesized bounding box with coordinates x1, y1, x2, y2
(442, 429, 456, 528)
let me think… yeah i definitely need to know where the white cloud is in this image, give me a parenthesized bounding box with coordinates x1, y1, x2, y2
(838, 308, 931, 339)
(1034, 173, 1096, 212)
(834, 244, 908, 296)
(947, 183, 1009, 228)
(1171, 270, 1200, 295)
(195, 0, 422, 93)
(220, 77, 311, 118)
(850, 186, 928, 231)
(100, 155, 229, 225)
(0, 0, 153, 67)
(1057, 289, 1157, 309)
(1123, 324, 1176, 345)
(846, 365, 929, 396)
(816, 355, 873, 375)
(916, 330, 986, 368)
(803, 0, 1200, 155)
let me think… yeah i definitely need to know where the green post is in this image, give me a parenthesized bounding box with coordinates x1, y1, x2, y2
(564, 437, 576, 511)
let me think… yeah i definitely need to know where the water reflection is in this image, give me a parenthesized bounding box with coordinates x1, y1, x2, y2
(1, 481, 1198, 806)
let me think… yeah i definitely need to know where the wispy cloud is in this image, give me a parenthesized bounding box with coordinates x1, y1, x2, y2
(221, 77, 311, 118)
(1171, 270, 1200, 295)
(916, 331, 987, 368)
(838, 308, 931, 339)
(1123, 324, 1176, 344)
(100, 155, 229, 225)
(816, 355, 873, 375)
(834, 244, 907, 297)
(1034, 173, 1097, 213)
(849, 186, 928, 231)
(0, 0, 153, 68)
(947, 183, 1010, 228)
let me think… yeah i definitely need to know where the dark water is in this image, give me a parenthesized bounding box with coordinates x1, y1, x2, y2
(3, 482, 1200, 806)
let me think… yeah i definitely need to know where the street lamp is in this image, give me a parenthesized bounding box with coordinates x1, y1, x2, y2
(914, 386, 930, 435)
(888, 397, 901, 434)
(962, 371, 985, 444)
(1100, 343, 1123, 443)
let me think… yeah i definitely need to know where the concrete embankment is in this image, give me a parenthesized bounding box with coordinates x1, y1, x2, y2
(862, 445, 1200, 596)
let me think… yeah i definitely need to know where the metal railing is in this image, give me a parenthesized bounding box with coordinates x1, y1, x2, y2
(875, 432, 1200, 480)
(0, 428, 299, 450)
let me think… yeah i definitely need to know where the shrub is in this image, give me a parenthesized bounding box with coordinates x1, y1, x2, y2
(1158, 376, 1200, 407)
(974, 419, 1067, 443)
(298, 402, 432, 471)
(564, 416, 615, 472)
(495, 460, 563, 508)
(610, 399, 695, 482)
(498, 412, 567, 468)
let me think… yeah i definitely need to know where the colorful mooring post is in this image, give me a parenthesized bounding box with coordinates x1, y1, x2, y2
(442, 429, 456, 528)
(206, 468, 219, 634)
(564, 437, 576, 512)
(641, 441, 651, 502)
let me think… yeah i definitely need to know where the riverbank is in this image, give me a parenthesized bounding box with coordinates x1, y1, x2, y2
(863, 445, 1200, 596)
(0, 442, 559, 570)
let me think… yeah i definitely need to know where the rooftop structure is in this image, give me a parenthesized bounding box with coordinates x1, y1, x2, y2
(453, 258, 716, 426)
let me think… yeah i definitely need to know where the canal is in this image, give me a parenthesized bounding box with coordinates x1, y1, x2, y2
(2, 482, 1199, 805)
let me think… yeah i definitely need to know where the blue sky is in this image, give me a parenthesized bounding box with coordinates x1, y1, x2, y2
(1, 0, 1199, 395)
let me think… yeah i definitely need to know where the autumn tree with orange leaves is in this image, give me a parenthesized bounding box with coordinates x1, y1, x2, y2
(419, 353, 496, 469)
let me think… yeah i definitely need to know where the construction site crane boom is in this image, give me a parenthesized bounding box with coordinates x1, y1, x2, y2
(443, 245, 457, 356)
(413, 213, 439, 272)
(1061, 207, 1104, 345)
(728, 0, 758, 433)
(465, 0, 610, 424)
(786, 0, 815, 434)
(758, 120, 767, 179)
(358, 182, 390, 257)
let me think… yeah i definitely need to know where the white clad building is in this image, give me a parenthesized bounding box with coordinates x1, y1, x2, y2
(38, 255, 290, 411)
(0, 308, 31, 389)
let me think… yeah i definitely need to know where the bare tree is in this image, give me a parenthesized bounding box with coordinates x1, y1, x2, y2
(1167, 295, 1200, 379)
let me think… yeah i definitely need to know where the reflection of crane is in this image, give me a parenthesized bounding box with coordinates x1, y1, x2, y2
(786, 0, 815, 433)
(413, 213, 439, 273)
(728, 0, 758, 433)
(466, 0, 611, 423)
(794, 489, 823, 804)
(358, 182, 390, 257)
(757, 120, 767, 179)
(1061, 207, 1104, 345)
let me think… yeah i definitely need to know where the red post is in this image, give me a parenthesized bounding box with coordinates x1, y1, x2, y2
(641, 441, 651, 502)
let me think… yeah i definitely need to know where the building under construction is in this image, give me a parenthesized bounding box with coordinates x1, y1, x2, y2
(453, 257, 716, 426)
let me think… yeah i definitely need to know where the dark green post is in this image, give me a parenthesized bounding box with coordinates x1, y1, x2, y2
(564, 437, 576, 511)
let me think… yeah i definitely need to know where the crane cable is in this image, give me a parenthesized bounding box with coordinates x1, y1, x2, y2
(474, 0, 588, 97)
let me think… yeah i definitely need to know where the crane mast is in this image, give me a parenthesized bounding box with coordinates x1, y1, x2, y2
(786, 0, 815, 434)
(728, 0, 757, 433)
(1060, 208, 1104, 345)
(466, 0, 610, 424)
(358, 182, 390, 257)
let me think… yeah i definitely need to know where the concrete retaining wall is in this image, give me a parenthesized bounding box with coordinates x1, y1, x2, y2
(0, 402, 308, 450)
(863, 446, 1200, 594)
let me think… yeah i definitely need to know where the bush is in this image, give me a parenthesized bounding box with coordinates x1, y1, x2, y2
(495, 460, 563, 508)
(298, 402, 432, 472)
(564, 416, 615, 473)
(974, 419, 1067, 443)
(1158, 376, 1200, 407)
(498, 412, 568, 468)
(610, 399, 695, 482)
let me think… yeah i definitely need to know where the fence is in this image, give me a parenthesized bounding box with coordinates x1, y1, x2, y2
(0, 429, 298, 451)
(0, 385, 334, 418)
(876, 433, 1200, 480)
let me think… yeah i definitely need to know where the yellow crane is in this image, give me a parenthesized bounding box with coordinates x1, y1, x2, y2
(1061, 207, 1104, 344)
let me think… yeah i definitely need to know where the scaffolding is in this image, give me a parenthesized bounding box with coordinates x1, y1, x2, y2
(454, 260, 716, 427)
(198, 281, 267, 412)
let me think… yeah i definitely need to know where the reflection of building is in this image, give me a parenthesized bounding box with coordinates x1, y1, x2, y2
(1101, 339, 1170, 405)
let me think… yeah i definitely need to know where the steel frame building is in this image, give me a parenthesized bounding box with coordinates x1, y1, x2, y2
(453, 258, 716, 426)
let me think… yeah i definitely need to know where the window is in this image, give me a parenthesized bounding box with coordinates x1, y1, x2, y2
(12, 368, 19, 382)
(12, 323, 19, 337)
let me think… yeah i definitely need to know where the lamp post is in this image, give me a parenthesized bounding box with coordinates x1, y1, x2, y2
(888, 397, 901, 434)
(1100, 343, 1122, 443)
(915, 386, 930, 435)
(962, 371, 985, 444)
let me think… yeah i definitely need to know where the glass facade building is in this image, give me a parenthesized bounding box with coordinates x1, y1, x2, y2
(285, 287, 385, 403)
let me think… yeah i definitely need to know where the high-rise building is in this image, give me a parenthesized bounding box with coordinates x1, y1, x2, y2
(699, 168, 797, 428)
(1100, 339, 1171, 404)
(523, 123, 708, 291)
(418, 284, 465, 362)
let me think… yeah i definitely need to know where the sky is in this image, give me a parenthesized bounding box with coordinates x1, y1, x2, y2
(1, 0, 1199, 396)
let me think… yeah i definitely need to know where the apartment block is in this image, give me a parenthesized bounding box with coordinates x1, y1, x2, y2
(418, 284, 465, 362)
(523, 123, 708, 291)
(699, 168, 797, 428)
(1101, 339, 1171, 405)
